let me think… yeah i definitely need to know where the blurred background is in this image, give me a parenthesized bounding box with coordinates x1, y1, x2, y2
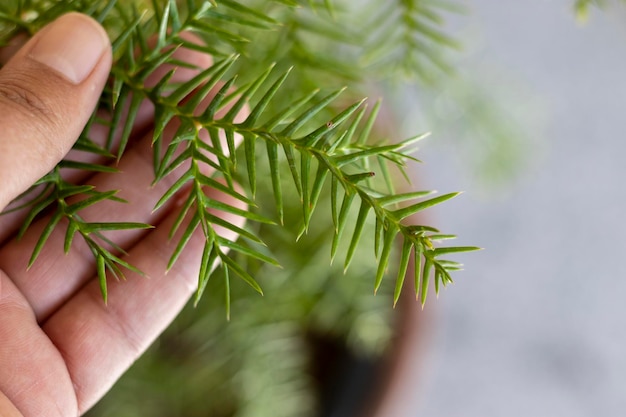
(82, 1, 626, 416)
(407, 1, 626, 416)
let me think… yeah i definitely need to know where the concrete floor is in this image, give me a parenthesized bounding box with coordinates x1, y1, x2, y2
(401, 1, 626, 416)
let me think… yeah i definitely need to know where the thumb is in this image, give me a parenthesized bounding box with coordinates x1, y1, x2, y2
(0, 13, 112, 210)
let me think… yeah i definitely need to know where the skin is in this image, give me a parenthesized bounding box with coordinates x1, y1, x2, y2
(0, 14, 245, 417)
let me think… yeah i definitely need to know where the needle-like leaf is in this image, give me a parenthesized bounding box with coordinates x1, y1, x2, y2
(58, 160, 119, 173)
(110, 11, 143, 53)
(81, 222, 153, 234)
(420, 257, 433, 307)
(17, 193, 56, 240)
(414, 245, 424, 301)
(330, 176, 339, 231)
(200, 196, 275, 225)
(217, 237, 280, 267)
(168, 212, 201, 270)
(432, 246, 482, 256)
(280, 88, 345, 137)
(344, 200, 370, 272)
(391, 192, 460, 221)
(28, 210, 63, 268)
(223, 264, 231, 321)
(244, 67, 293, 128)
(224, 64, 275, 123)
(330, 190, 355, 263)
(221, 253, 264, 295)
(377, 190, 435, 207)
(308, 162, 329, 225)
(97, 254, 108, 304)
(244, 133, 257, 197)
(262, 89, 320, 131)
(394, 238, 413, 307)
(266, 140, 284, 223)
(196, 241, 219, 304)
(375, 223, 398, 294)
(153, 170, 194, 212)
(357, 99, 381, 145)
(301, 98, 367, 148)
(282, 143, 302, 197)
(117, 92, 143, 160)
(219, 0, 279, 25)
(64, 220, 79, 254)
(300, 152, 312, 230)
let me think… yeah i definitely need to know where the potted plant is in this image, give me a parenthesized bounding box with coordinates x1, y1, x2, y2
(0, 1, 478, 416)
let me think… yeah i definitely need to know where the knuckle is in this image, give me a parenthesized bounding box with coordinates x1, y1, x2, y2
(0, 74, 54, 123)
(0, 72, 67, 159)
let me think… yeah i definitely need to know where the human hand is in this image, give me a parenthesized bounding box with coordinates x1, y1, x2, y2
(0, 13, 244, 417)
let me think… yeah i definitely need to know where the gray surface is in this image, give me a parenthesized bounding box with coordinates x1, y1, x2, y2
(408, 2, 626, 416)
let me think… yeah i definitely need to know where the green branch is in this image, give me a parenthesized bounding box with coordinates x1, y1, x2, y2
(0, 0, 478, 309)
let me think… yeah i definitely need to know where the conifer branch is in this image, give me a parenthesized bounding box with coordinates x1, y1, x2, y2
(0, 0, 478, 308)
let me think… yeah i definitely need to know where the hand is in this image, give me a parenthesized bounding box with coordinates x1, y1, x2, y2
(0, 13, 244, 417)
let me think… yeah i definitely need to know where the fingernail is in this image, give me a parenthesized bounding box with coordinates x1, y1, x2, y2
(29, 13, 109, 85)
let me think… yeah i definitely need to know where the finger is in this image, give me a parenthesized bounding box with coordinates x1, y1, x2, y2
(0, 272, 77, 417)
(42, 186, 245, 414)
(0, 32, 214, 243)
(0, 13, 112, 211)
(0, 390, 24, 417)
